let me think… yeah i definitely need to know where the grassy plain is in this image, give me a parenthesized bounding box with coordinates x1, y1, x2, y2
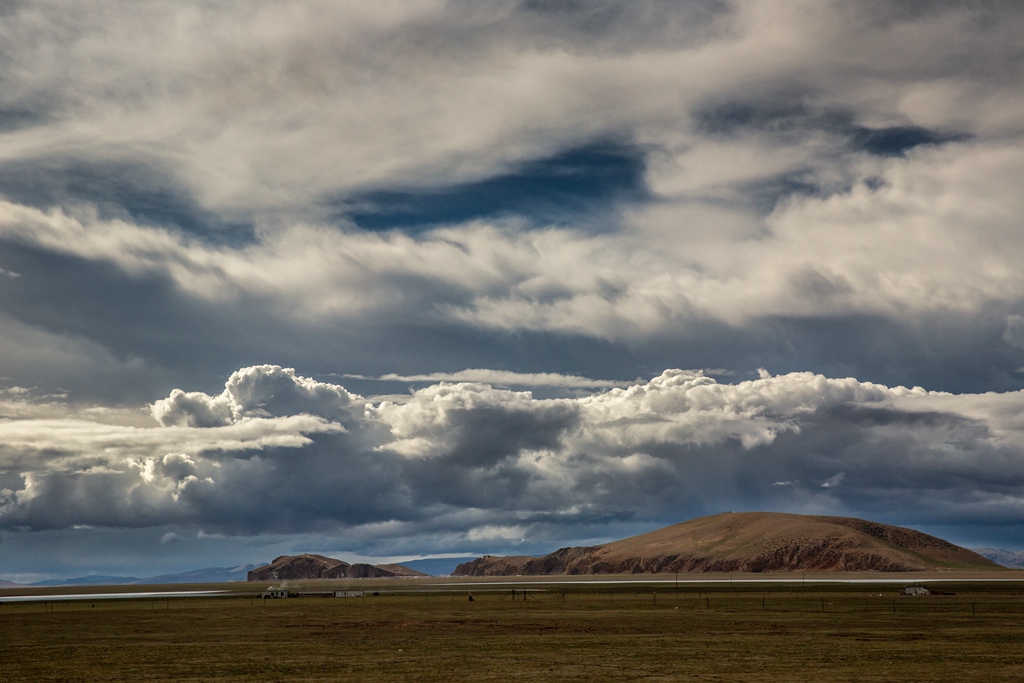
(3, 579, 1024, 682)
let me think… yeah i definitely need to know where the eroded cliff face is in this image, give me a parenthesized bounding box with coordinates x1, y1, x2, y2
(247, 554, 338, 581)
(822, 517, 959, 550)
(452, 512, 1000, 576)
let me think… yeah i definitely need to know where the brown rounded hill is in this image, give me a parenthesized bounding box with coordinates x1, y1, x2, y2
(247, 554, 424, 581)
(453, 512, 1000, 576)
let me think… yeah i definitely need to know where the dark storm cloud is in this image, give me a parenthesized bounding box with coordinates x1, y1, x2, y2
(741, 311, 1024, 395)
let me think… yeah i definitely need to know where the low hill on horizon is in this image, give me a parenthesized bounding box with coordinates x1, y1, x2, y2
(246, 554, 425, 581)
(24, 565, 262, 587)
(454, 512, 1002, 576)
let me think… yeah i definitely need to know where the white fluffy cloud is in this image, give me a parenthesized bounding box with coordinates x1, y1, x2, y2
(2, 365, 1023, 540)
(152, 365, 361, 427)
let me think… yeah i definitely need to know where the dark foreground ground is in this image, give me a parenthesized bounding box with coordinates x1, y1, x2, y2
(3, 580, 1024, 682)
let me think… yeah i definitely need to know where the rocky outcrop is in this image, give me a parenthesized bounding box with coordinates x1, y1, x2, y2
(246, 554, 424, 581)
(453, 512, 1001, 576)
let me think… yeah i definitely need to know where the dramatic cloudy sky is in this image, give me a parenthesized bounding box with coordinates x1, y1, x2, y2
(2, 0, 1024, 580)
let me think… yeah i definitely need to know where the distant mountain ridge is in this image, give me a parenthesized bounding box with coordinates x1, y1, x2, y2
(246, 554, 425, 581)
(26, 565, 261, 587)
(973, 548, 1024, 569)
(1, 558, 461, 588)
(454, 512, 1002, 576)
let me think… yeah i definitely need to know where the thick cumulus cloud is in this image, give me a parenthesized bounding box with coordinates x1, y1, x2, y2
(152, 365, 361, 427)
(2, 365, 1024, 548)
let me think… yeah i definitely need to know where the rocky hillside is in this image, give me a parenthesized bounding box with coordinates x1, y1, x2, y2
(247, 554, 425, 581)
(454, 512, 1002, 576)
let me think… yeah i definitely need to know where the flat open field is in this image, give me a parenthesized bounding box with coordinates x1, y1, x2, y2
(4, 577, 1024, 682)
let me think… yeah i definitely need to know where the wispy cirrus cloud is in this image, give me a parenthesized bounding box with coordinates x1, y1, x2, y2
(350, 369, 630, 389)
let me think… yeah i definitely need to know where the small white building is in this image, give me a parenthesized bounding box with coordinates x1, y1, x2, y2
(903, 585, 930, 596)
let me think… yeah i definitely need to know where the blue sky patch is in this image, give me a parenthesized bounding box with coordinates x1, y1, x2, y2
(336, 140, 649, 232)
